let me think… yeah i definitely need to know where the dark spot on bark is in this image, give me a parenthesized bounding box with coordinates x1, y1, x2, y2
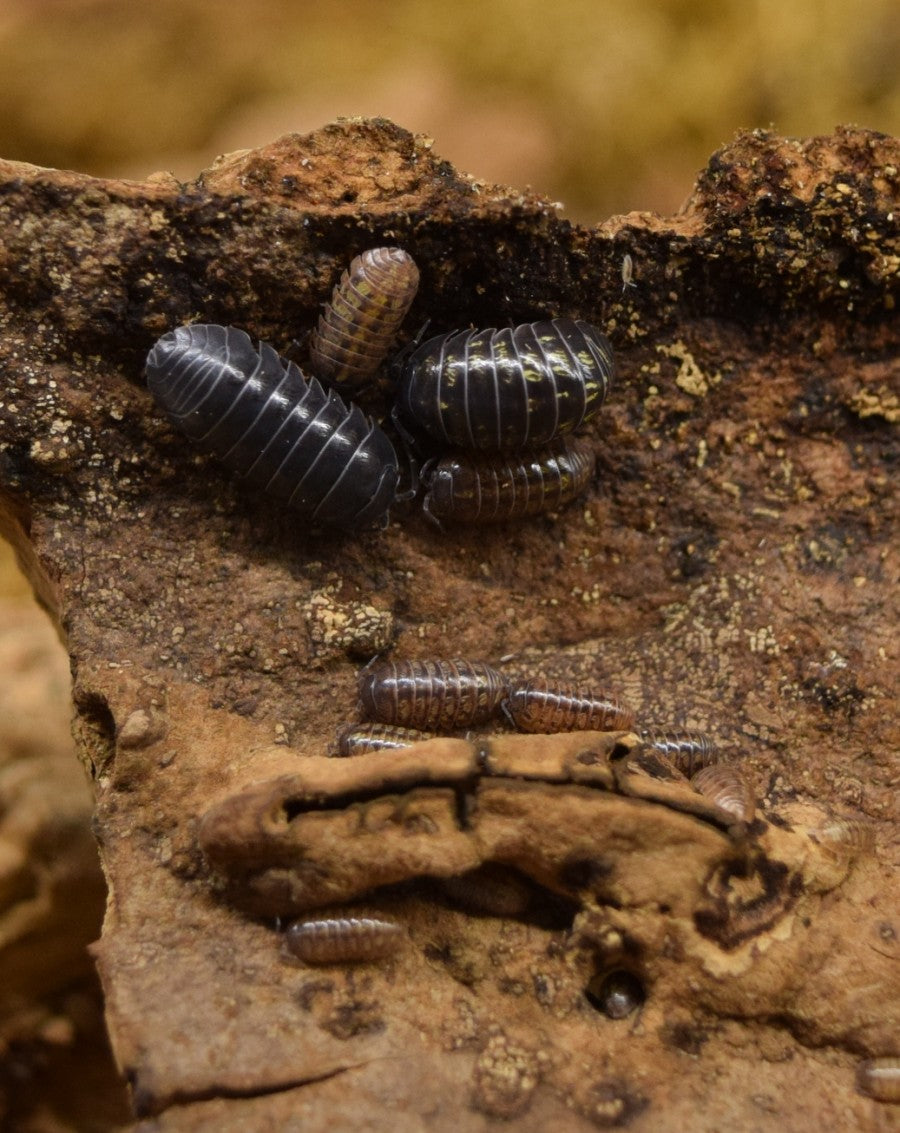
(558, 855, 615, 893)
(660, 1020, 709, 1056)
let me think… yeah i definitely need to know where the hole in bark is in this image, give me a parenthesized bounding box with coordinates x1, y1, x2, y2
(71, 690, 116, 777)
(584, 969, 646, 1019)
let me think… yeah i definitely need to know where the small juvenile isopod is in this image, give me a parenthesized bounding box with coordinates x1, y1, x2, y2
(503, 680, 635, 734)
(309, 247, 420, 391)
(620, 254, 636, 295)
(395, 318, 615, 452)
(422, 436, 596, 525)
(358, 659, 508, 730)
(856, 1057, 900, 1103)
(331, 722, 436, 757)
(691, 764, 755, 823)
(641, 732, 719, 777)
(145, 324, 399, 529)
(284, 916, 404, 964)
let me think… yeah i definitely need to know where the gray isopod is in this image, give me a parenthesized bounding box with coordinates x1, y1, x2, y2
(145, 324, 399, 529)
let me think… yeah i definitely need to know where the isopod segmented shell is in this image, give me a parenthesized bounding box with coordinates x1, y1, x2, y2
(284, 916, 404, 964)
(331, 722, 436, 757)
(812, 817, 877, 857)
(641, 732, 719, 777)
(503, 680, 634, 734)
(691, 764, 755, 824)
(358, 659, 508, 730)
(145, 324, 399, 529)
(309, 247, 420, 391)
(856, 1057, 900, 1103)
(395, 318, 615, 452)
(423, 436, 596, 525)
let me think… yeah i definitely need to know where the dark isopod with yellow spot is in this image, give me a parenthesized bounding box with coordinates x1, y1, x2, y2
(309, 247, 420, 392)
(503, 680, 634, 734)
(358, 659, 508, 730)
(145, 324, 399, 529)
(422, 436, 596, 525)
(284, 916, 404, 964)
(395, 318, 615, 452)
(331, 722, 436, 757)
(641, 732, 719, 777)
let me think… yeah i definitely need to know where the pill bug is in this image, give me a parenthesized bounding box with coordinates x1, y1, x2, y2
(856, 1057, 900, 1103)
(585, 970, 645, 1020)
(358, 659, 508, 730)
(145, 324, 399, 529)
(284, 916, 404, 964)
(641, 732, 719, 777)
(503, 680, 635, 734)
(691, 764, 755, 823)
(309, 247, 420, 391)
(439, 864, 533, 917)
(395, 318, 615, 452)
(811, 817, 877, 857)
(422, 436, 596, 526)
(331, 722, 436, 757)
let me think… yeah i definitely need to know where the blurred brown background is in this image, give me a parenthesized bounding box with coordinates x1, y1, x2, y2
(0, 2, 897, 1126)
(0, 0, 898, 224)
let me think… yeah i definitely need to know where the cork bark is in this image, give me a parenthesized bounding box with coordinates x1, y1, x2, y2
(0, 119, 896, 1131)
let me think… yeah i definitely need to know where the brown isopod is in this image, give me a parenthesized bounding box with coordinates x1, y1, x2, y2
(641, 731, 719, 777)
(309, 247, 419, 391)
(691, 764, 755, 823)
(284, 916, 404, 964)
(422, 436, 596, 526)
(856, 1057, 900, 1103)
(503, 680, 635, 734)
(358, 659, 508, 730)
(331, 722, 436, 757)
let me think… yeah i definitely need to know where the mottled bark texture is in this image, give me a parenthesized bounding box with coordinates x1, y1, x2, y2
(0, 119, 896, 1131)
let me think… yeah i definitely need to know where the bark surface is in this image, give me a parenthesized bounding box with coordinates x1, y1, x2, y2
(0, 119, 896, 1130)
